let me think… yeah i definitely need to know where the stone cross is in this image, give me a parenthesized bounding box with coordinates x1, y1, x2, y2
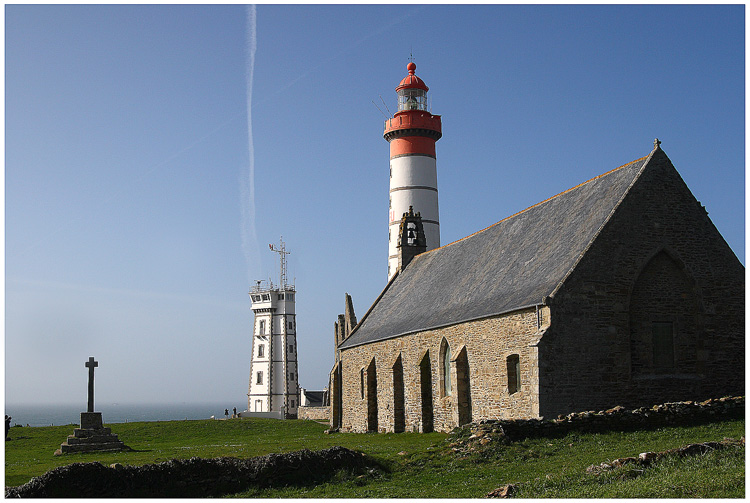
(85, 357, 98, 413)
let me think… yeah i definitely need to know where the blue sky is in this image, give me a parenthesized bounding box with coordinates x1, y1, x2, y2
(5, 4, 744, 407)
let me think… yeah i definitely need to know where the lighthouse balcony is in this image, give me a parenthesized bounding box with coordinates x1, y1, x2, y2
(384, 112, 442, 140)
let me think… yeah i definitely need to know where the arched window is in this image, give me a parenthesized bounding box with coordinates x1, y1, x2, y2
(359, 368, 365, 399)
(507, 354, 520, 394)
(440, 338, 452, 397)
(629, 250, 699, 375)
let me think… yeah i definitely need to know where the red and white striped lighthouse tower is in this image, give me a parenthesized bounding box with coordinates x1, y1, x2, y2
(384, 62, 442, 280)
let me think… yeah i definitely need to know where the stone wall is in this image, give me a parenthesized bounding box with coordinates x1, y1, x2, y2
(297, 406, 329, 421)
(448, 396, 744, 451)
(539, 150, 745, 418)
(5, 446, 369, 498)
(339, 306, 549, 433)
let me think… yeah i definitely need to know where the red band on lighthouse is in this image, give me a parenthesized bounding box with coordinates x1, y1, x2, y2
(389, 136, 437, 158)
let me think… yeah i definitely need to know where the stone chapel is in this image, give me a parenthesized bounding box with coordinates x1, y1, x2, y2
(329, 142, 744, 433)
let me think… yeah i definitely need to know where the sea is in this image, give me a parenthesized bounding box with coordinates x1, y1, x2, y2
(4, 402, 243, 427)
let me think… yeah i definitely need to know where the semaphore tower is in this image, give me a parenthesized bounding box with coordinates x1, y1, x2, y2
(384, 62, 442, 280)
(247, 237, 299, 418)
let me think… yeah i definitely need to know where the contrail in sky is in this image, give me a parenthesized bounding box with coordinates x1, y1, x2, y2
(241, 4, 261, 284)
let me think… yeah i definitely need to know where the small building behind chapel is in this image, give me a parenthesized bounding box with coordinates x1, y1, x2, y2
(329, 143, 744, 433)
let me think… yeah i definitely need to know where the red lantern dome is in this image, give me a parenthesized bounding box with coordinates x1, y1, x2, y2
(396, 62, 429, 92)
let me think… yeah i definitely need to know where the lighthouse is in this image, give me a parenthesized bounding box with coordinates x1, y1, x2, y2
(384, 62, 442, 280)
(247, 238, 299, 418)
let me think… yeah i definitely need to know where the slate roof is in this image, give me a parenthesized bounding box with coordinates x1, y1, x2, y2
(339, 149, 656, 350)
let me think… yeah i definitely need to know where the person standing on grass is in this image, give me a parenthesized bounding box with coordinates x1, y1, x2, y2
(225, 409, 229, 419)
(5, 415, 11, 440)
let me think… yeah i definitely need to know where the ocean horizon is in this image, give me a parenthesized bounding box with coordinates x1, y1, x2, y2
(4, 402, 247, 427)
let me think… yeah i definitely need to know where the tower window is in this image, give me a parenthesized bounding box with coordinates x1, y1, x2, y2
(288, 321, 293, 330)
(259, 320, 265, 335)
(288, 343, 294, 353)
(257, 344, 265, 358)
(256, 371, 263, 385)
(289, 372, 295, 380)
(507, 354, 521, 394)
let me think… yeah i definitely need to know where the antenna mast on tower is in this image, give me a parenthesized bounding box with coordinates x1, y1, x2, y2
(269, 237, 291, 290)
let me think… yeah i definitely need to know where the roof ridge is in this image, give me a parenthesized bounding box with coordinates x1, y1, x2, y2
(416, 155, 650, 258)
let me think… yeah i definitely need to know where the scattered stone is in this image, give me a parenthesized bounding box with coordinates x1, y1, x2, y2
(638, 451, 657, 463)
(586, 438, 743, 474)
(397, 451, 408, 456)
(486, 484, 517, 498)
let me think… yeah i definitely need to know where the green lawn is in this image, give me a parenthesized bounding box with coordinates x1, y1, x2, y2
(5, 417, 745, 498)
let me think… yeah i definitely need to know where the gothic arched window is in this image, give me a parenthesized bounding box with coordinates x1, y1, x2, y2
(440, 338, 452, 397)
(629, 250, 699, 376)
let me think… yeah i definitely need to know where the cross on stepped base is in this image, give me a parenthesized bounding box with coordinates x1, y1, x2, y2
(54, 357, 131, 455)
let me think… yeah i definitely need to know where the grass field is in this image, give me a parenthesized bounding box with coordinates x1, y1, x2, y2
(4, 416, 744, 497)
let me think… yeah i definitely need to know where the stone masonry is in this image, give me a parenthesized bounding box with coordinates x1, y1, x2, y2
(338, 306, 549, 433)
(55, 412, 130, 455)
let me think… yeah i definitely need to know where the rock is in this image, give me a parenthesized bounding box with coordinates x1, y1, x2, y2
(611, 457, 637, 467)
(109, 463, 124, 470)
(638, 451, 657, 463)
(486, 484, 517, 498)
(397, 451, 407, 456)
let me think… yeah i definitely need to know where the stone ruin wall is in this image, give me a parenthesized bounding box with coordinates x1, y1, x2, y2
(297, 406, 329, 422)
(339, 306, 548, 433)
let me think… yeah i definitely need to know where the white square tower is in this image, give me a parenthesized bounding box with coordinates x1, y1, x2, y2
(247, 239, 299, 418)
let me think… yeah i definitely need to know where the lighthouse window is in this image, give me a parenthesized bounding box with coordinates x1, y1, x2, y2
(288, 343, 294, 353)
(257, 344, 265, 357)
(259, 320, 265, 335)
(287, 294, 294, 301)
(261, 294, 270, 301)
(289, 372, 295, 380)
(278, 294, 284, 301)
(256, 371, 263, 385)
